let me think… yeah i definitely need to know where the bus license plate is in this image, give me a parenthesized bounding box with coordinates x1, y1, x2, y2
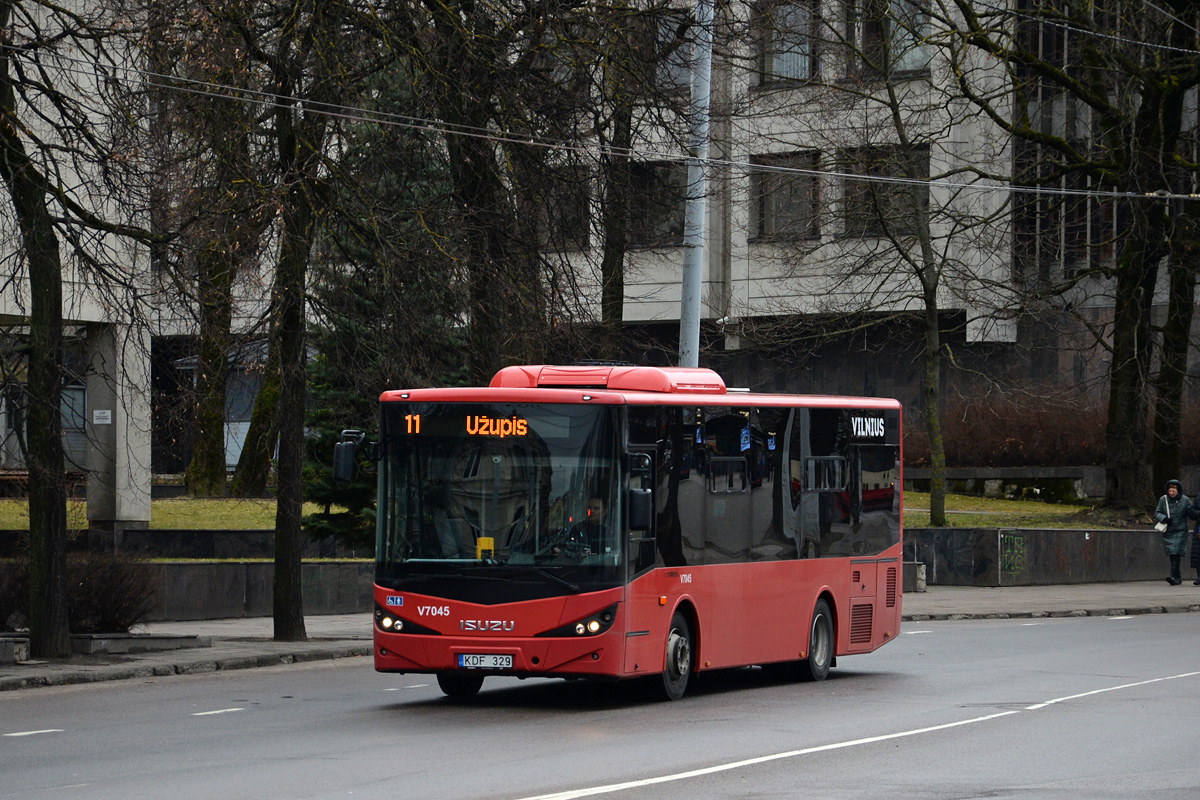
(458, 654, 512, 670)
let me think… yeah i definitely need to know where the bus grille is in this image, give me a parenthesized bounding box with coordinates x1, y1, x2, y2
(886, 567, 897, 608)
(850, 604, 873, 644)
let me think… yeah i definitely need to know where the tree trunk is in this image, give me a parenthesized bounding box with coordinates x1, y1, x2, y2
(1105, 126, 1170, 511)
(452, 135, 510, 384)
(599, 105, 632, 361)
(1151, 228, 1197, 493)
(922, 298, 946, 527)
(231, 336, 279, 498)
(1149, 76, 1191, 496)
(185, 244, 234, 496)
(423, 0, 519, 384)
(272, 183, 311, 642)
(0, 30, 70, 657)
(1102, 72, 1182, 510)
(1104, 226, 1162, 510)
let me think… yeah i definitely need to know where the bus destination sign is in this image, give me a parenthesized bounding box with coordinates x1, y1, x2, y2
(402, 413, 529, 438)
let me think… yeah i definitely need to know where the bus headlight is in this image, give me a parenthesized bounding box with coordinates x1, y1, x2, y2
(538, 604, 618, 638)
(374, 604, 440, 635)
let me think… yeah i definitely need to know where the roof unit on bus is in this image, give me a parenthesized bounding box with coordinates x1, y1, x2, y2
(490, 365, 727, 394)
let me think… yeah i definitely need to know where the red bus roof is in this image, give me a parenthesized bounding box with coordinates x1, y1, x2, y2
(490, 364, 726, 393)
(378, 365, 900, 410)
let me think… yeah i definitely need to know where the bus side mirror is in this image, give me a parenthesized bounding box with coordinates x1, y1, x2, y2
(333, 429, 366, 483)
(333, 441, 357, 483)
(628, 487, 652, 531)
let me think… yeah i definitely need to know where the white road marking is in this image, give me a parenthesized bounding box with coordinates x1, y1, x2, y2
(191, 708, 245, 716)
(1107, 616, 1133, 620)
(3, 729, 64, 737)
(512, 670, 1200, 800)
(1024, 671, 1200, 711)
(902, 630, 932, 635)
(383, 684, 430, 692)
(513, 712, 1020, 800)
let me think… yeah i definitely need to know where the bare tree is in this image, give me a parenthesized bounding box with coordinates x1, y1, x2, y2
(144, 1, 279, 498)
(721, 0, 1017, 523)
(0, 0, 156, 656)
(949, 0, 1200, 509)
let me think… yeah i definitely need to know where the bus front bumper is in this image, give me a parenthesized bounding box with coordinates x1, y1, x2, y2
(374, 628, 624, 678)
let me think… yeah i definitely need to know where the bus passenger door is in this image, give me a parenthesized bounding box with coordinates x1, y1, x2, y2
(624, 446, 668, 676)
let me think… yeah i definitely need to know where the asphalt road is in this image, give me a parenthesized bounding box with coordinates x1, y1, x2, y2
(2, 614, 1197, 800)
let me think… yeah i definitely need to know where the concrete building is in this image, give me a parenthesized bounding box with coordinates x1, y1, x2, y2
(0, 6, 152, 539)
(1, 0, 1192, 532)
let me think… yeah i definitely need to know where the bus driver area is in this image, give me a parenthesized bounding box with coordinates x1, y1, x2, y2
(342, 364, 903, 701)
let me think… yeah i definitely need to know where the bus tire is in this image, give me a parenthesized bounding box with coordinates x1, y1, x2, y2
(437, 672, 485, 698)
(799, 598, 833, 682)
(661, 611, 693, 701)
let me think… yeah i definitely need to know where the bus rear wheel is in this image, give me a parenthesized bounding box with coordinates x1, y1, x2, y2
(799, 598, 833, 682)
(660, 611, 692, 701)
(437, 672, 484, 698)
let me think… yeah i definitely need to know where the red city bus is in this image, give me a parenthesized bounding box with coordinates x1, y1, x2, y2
(349, 364, 902, 700)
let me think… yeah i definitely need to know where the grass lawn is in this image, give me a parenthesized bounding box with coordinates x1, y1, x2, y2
(0, 497, 333, 530)
(0, 493, 1154, 531)
(904, 492, 1153, 529)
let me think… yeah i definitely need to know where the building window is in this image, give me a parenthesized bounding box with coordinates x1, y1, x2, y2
(755, 0, 817, 84)
(840, 145, 928, 237)
(539, 167, 591, 253)
(1063, 171, 1119, 276)
(845, 0, 930, 78)
(633, 12, 692, 97)
(629, 161, 687, 248)
(750, 151, 819, 239)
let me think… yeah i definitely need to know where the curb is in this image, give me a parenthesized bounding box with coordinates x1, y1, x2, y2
(902, 604, 1200, 622)
(0, 643, 373, 692)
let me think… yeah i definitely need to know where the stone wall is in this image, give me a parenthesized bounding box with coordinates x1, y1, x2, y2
(144, 560, 373, 620)
(904, 527, 1169, 586)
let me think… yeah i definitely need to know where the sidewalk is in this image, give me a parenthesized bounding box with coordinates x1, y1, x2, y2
(0, 614, 374, 692)
(2, 581, 1198, 692)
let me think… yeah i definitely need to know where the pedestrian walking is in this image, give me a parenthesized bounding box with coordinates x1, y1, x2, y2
(1153, 479, 1192, 586)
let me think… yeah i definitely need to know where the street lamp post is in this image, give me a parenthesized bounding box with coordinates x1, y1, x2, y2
(678, 0, 713, 369)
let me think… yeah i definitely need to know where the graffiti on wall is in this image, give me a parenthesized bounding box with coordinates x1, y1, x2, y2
(1000, 531, 1026, 576)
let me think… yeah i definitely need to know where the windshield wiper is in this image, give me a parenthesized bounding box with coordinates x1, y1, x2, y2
(515, 567, 580, 593)
(395, 570, 506, 584)
(392, 565, 579, 593)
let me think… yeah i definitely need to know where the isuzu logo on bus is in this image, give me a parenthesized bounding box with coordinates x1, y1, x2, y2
(851, 416, 886, 439)
(461, 619, 516, 632)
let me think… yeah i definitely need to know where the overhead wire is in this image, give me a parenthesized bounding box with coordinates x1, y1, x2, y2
(1, 3, 1199, 204)
(968, 0, 1200, 56)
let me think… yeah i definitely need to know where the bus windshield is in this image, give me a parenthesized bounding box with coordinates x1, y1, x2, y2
(376, 402, 622, 598)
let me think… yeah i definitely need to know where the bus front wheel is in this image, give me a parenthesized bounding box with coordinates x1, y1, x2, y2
(661, 611, 693, 701)
(437, 672, 484, 698)
(800, 598, 833, 681)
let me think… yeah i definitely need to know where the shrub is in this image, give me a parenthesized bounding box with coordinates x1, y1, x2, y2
(0, 553, 159, 634)
(0, 558, 27, 631)
(905, 390, 1106, 468)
